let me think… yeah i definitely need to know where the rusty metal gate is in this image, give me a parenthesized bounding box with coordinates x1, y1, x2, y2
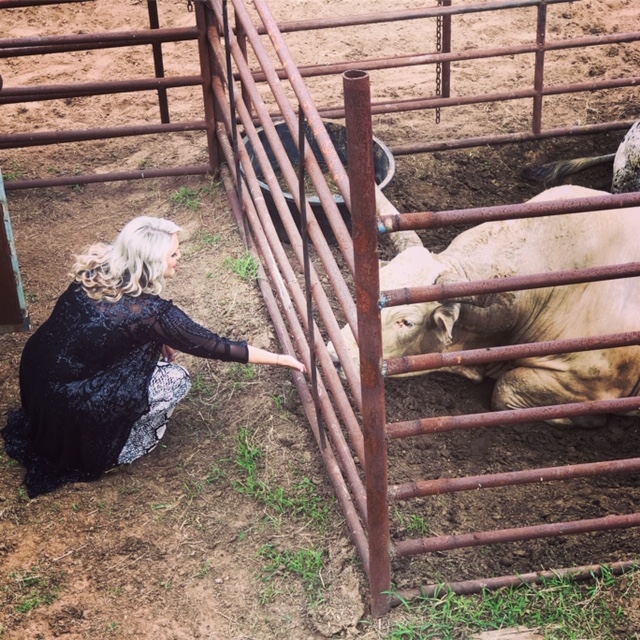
(3, 0, 640, 617)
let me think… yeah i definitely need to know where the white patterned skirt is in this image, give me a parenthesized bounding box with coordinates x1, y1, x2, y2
(118, 361, 191, 464)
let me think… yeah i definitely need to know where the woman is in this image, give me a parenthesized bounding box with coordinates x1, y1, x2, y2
(2, 216, 306, 498)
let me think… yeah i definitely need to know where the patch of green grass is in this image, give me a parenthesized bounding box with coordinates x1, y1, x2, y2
(224, 252, 260, 280)
(170, 185, 202, 210)
(183, 228, 221, 257)
(183, 479, 204, 504)
(233, 428, 330, 528)
(2, 161, 25, 181)
(71, 166, 84, 193)
(194, 229, 221, 249)
(383, 566, 636, 640)
(271, 388, 295, 411)
(394, 508, 431, 537)
(201, 178, 222, 197)
(205, 465, 226, 484)
(24, 290, 38, 304)
(189, 372, 214, 399)
(4, 566, 62, 614)
(258, 543, 325, 606)
(194, 559, 212, 579)
(229, 362, 257, 383)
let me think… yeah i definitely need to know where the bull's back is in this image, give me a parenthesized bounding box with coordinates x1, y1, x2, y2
(443, 186, 640, 277)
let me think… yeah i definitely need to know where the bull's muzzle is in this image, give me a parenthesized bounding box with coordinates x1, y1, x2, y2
(326, 341, 346, 378)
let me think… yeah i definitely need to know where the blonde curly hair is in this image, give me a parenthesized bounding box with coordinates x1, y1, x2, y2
(73, 216, 182, 302)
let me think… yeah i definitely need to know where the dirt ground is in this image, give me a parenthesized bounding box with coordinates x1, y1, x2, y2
(1, 0, 640, 638)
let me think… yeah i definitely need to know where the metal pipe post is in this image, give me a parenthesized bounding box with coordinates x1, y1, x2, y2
(343, 69, 390, 617)
(194, 0, 219, 173)
(147, 0, 170, 123)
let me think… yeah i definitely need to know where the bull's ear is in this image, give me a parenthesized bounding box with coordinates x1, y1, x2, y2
(432, 303, 460, 345)
(435, 272, 495, 308)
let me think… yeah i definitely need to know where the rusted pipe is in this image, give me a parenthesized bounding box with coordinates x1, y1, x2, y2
(316, 74, 640, 126)
(0, 76, 202, 105)
(247, 32, 640, 84)
(532, 0, 546, 134)
(0, 121, 207, 150)
(389, 117, 640, 156)
(0, 0, 88, 7)
(385, 330, 640, 378)
(218, 162, 370, 571)
(194, 1, 218, 174)
(389, 457, 640, 501)
(216, 126, 369, 525)
(394, 512, 640, 557)
(379, 190, 640, 234)
(381, 262, 640, 309)
(393, 560, 638, 603)
(344, 69, 391, 618)
(147, 0, 170, 124)
(440, 0, 451, 99)
(0, 27, 197, 53)
(252, 0, 572, 34)
(387, 395, 640, 439)
(205, 24, 363, 404)
(219, 0, 355, 272)
(298, 110, 326, 449)
(3, 165, 210, 191)
(246, 0, 355, 260)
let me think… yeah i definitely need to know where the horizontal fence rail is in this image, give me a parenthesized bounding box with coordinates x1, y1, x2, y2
(0, 3, 209, 188)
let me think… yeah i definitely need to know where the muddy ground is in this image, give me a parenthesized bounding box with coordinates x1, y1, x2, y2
(1, 1, 640, 638)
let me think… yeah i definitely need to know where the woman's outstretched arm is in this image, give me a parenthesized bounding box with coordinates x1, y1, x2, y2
(247, 345, 306, 373)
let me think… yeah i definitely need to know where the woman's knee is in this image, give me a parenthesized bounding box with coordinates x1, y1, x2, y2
(149, 362, 191, 403)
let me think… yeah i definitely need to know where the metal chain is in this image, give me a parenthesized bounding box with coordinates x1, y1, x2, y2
(435, 0, 443, 124)
(186, 0, 194, 11)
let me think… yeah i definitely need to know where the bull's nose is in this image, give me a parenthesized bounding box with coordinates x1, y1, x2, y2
(326, 342, 345, 377)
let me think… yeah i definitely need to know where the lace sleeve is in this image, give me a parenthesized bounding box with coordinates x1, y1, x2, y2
(151, 303, 249, 363)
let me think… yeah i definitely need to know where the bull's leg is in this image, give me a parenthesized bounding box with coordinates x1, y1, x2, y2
(492, 367, 607, 428)
(375, 186, 422, 254)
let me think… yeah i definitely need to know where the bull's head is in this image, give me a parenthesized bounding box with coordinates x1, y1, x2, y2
(327, 246, 475, 379)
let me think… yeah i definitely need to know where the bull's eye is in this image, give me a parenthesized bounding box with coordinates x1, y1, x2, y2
(399, 319, 414, 328)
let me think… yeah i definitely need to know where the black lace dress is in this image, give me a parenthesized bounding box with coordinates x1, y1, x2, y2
(2, 283, 249, 498)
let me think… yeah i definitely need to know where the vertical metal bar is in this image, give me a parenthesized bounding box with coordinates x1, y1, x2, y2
(0, 171, 30, 333)
(532, 0, 547, 134)
(222, 0, 248, 241)
(147, 0, 170, 123)
(343, 69, 390, 617)
(298, 108, 326, 449)
(441, 0, 452, 98)
(194, 0, 219, 173)
(235, 15, 252, 121)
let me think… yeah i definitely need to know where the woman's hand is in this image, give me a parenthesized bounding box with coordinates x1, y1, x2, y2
(161, 345, 177, 363)
(276, 353, 307, 374)
(246, 345, 306, 373)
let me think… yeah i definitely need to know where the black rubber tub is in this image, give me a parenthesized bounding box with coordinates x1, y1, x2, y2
(242, 121, 395, 243)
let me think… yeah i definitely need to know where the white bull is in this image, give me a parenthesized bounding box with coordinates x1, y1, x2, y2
(328, 185, 640, 427)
